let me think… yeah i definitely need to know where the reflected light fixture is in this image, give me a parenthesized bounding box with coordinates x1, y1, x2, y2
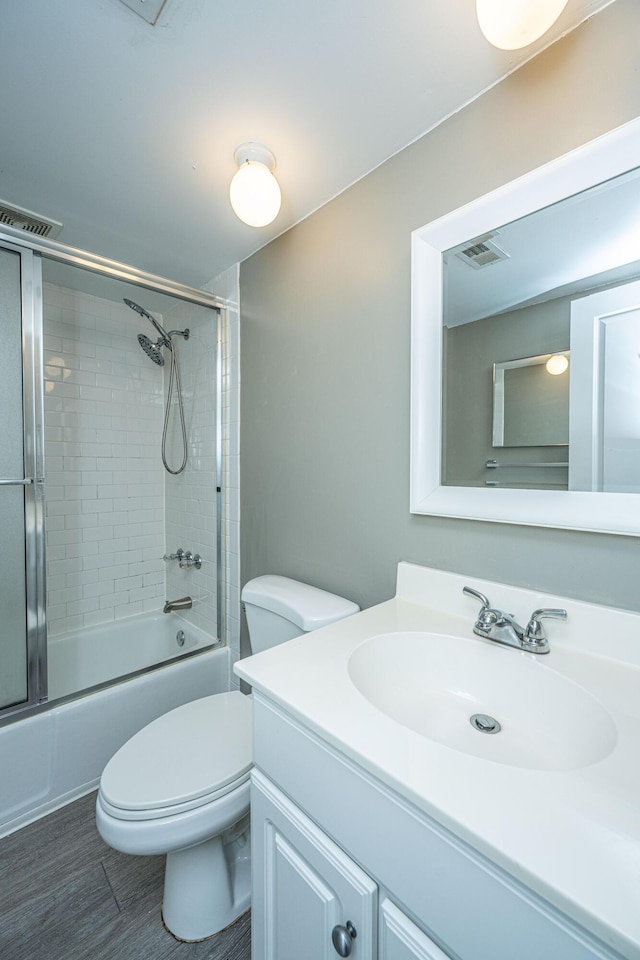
(546, 353, 569, 376)
(229, 142, 281, 227)
(476, 0, 569, 50)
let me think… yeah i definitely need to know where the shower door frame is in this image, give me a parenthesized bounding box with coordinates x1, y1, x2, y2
(1, 239, 47, 721)
(0, 225, 226, 725)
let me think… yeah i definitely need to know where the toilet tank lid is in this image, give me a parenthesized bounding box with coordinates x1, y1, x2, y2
(241, 575, 359, 631)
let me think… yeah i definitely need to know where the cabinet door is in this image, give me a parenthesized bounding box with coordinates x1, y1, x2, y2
(252, 769, 377, 960)
(380, 899, 452, 960)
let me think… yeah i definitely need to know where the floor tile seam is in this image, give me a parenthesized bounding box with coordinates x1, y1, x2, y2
(100, 858, 123, 914)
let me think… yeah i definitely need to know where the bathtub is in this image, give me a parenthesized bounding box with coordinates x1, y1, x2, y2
(0, 613, 229, 837)
(47, 611, 216, 701)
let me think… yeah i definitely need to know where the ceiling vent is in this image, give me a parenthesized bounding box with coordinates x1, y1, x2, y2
(0, 200, 63, 240)
(455, 234, 509, 270)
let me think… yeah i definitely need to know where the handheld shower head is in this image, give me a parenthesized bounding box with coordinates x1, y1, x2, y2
(124, 298, 171, 344)
(124, 298, 190, 475)
(137, 333, 165, 366)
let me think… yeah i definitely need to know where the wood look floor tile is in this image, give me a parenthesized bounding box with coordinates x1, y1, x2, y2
(0, 793, 108, 916)
(69, 888, 183, 960)
(0, 860, 119, 960)
(170, 909, 252, 960)
(100, 847, 165, 911)
(0, 790, 251, 960)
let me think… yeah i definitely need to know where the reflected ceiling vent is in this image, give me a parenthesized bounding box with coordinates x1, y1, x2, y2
(0, 200, 63, 239)
(456, 233, 509, 270)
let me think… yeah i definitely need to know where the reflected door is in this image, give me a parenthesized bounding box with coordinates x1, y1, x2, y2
(601, 306, 640, 492)
(569, 279, 640, 493)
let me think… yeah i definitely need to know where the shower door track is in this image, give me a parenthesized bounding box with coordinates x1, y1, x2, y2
(0, 222, 227, 311)
(0, 226, 226, 723)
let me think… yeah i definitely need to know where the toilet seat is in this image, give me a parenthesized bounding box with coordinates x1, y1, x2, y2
(99, 691, 252, 821)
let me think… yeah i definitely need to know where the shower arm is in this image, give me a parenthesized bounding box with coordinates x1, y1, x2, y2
(152, 328, 190, 351)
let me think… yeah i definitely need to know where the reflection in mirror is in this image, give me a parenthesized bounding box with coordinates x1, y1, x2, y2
(493, 353, 569, 448)
(441, 164, 640, 493)
(410, 116, 640, 533)
(569, 280, 640, 494)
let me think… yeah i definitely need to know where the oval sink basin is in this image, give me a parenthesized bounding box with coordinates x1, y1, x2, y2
(348, 632, 617, 770)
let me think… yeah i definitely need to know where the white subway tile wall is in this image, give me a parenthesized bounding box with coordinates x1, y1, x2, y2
(42, 275, 237, 661)
(164, 300, 219, 637)
(43, 285, 167, 635)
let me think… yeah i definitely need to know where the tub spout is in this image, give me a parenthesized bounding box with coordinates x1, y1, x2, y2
(163, 596, 192, 614)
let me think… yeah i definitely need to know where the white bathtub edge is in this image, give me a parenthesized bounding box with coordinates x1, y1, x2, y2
(0, 780, 99, 840)
(0, 645, 229, 835)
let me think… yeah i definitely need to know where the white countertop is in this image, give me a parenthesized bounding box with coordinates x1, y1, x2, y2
(235, 562, 640, 959)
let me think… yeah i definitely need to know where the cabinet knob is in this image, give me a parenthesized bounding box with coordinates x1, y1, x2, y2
(332, 921, 357, 956)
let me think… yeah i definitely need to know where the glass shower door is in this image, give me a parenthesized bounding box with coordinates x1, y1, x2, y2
(0, 243, 46, 716)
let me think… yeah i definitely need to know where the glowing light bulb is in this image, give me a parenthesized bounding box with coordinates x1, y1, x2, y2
(229, 144, 281, 228)
(476, 0, 569, 50)
(546, 354, 569, 376)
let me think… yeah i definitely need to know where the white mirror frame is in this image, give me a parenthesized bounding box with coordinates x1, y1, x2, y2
(410, 116, 640, 535)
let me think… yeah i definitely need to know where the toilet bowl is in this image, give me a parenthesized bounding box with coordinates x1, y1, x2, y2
(96, 576, 358, 942)
(96, 691, 252, 942)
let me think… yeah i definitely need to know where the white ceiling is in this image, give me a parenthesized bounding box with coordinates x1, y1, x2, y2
(445, 165, 640, 326)
(0, 0, 614, 290)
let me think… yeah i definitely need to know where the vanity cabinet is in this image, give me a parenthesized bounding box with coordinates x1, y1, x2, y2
(379, 900, 452, 960)
(252, 769, 449, 960)
(250, 693, 627, 960)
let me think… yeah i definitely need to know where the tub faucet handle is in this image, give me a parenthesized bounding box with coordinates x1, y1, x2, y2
(163, 548, 201, 570)
(163, 548, 185, 563)
(179, 551, 202, 570)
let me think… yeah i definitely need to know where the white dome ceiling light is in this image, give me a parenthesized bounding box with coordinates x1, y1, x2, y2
(229, 143, 281, 228)
(476, 0, 569, 50)
(545, 353, 569, 376)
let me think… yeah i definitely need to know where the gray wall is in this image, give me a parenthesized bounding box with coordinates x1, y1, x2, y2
(444, 299, 570, 488)
(240, 0, 640, 619)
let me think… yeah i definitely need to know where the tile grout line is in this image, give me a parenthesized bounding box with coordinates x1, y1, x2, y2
(99, 859, 123, 914)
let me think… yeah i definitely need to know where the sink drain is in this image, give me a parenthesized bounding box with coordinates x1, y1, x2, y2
(470, 713, 501, 734)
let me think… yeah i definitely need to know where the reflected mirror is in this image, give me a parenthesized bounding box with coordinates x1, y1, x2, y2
(492, 352, 570, 449)
(411, 117, 640, 534)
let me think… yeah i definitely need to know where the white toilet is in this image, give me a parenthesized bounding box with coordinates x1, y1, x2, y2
(95, 575, 358, 942)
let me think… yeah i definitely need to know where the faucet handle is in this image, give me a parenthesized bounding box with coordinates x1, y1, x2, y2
(527, 607, 567, 631)
(463, 586, 498, 630)
(523, 607, 567, 651)
(463, 586, 491, 609)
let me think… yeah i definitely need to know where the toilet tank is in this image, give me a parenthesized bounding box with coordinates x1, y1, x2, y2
(241, 575, 359, 655)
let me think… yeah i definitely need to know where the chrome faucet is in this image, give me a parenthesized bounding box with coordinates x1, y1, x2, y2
(462, 586, 566, 654)
(162, 548, 202, 570)
(163, 596, 192, 614)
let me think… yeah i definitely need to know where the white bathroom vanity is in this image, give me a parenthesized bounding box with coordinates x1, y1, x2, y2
(235, 562, 640, 960)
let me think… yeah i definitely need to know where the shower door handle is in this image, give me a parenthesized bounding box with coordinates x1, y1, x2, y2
(0, 478, 34, 485)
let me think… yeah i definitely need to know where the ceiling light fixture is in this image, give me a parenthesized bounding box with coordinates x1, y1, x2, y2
(229, 143, 281, 228)
(476, 0, 569, 50)
(545, 353, 569, 376)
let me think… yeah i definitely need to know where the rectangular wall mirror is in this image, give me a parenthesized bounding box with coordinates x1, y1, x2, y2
(411, 116, 640, 534)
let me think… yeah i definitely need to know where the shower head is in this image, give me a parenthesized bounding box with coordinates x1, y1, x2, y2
(138, 333, 165, 366)
(124, 298, 171, 344)
(125, 298, 189, 368)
